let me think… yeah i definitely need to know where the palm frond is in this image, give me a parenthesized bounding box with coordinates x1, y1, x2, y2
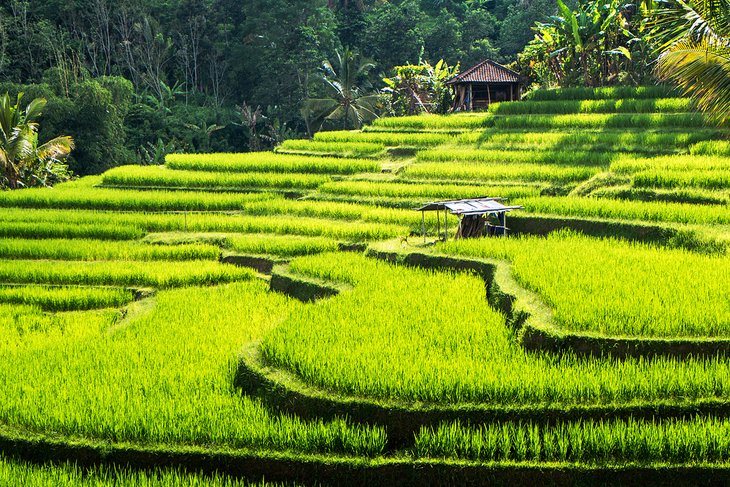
(656, 39, 730, 122)
(36, 136, 75, 162)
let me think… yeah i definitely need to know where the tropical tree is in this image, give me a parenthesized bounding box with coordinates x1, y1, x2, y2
(302, 48, 381, 134)
(382, 59, 459, 115)
(518, 0, 652, 87)
(0, 92, 74, 189)
(648, 0, 730, 123)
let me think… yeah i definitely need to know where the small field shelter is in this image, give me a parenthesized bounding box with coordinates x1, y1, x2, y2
(447, 59, 522, 111)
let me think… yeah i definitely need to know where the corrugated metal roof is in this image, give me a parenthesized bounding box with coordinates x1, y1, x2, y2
(416, 198, 522, 215)
(446, 59, 521, 84)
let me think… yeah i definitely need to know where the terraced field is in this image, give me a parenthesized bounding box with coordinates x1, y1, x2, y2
(3, 86, 730, 485)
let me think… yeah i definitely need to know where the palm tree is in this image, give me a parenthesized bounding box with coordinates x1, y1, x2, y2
(650, 0, 730, 123)
(0, 92, 74, 189)
(302, 48, 381, 134)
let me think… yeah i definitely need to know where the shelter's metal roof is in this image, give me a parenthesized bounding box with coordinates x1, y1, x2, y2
(446, 59, 521, 85)
(416, 198, 522, 215)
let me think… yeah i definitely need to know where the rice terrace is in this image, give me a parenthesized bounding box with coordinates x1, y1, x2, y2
(2, 0, 730, 486)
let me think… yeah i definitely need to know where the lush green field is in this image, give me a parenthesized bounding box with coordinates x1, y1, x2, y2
(0, 285, 135, 311)
(262, 252, 730, 404)
(416, 416, 730, 463)
(2, 86, 730, 481)
(0, 282, 385, 454)
(167, 152, 380, 173)
(0, 458, 291, 487)
(441, 232, 730, 337)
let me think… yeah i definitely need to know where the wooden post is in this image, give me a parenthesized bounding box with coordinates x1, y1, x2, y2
(436, 209, 441, 241)
(487, 83, 491, 106)
(422, 211, 426, 243)
(444, 208, 448, 241)
(468, 84, 473, 111)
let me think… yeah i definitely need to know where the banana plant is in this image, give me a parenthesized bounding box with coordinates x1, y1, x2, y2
(0, 93, 74, 189)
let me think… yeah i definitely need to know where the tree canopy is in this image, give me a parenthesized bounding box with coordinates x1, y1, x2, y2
(0, 0, 574, 174)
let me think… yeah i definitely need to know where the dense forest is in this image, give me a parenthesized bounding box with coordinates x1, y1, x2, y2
(0, 0, 665, 176)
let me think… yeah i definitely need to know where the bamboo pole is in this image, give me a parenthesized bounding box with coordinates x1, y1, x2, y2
(444, 208, 448, 241)
(422, 211, 426, 243)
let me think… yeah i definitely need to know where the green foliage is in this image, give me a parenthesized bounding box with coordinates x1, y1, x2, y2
(382, 59, 459, 115)
(303, 48, 381, 133)
(649, 0, 730, 123)
(0, 92, 73, 189)
(518, 0, 654, 87)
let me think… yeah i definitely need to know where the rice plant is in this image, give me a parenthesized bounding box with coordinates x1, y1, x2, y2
(517, 196, 730, 225)
(0, 221, 143, 240)
(611, 154, 730, 174)
(166, 152, 379, 174)
(227, 234, 340, 256)
(457, 129, 724, 155)
(0, 282, 386, 456)
(0, 208, 406, 240)
(275, 140, 385, 158)
(488, 98, 692, 115)
(404, 162, 599, 184)
(0, 259, 254, 288)
(0, 458, 295, 487)
(491, 113, 706, 130)
(0, 238, 220, 261)
(633, 170, 730, 190)
(415, 416, 730, 463)
(690, 140, 730, 156)
(318, 181, 540, 200)
(371, 113, 492, 130)
(262, 252, 730, 404)
(0, 184, 278, 212)
(441, 232, 730, 337)
(102, 166, 329, 190)
(417, 148, 614, 166)
(313, 130, 453, 146)
(0, 285, 134, 311)
(522, 85, 677, 101)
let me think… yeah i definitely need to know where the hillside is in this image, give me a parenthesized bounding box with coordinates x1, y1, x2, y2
(2, 86, 730, 485)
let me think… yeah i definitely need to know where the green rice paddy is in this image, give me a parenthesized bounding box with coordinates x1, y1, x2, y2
(2, 86, 730, 482)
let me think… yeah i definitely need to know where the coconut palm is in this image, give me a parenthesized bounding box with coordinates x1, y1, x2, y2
(302, 48, 381, 134)
(650, 0, 730, 123)
(0, 92, 74, 189)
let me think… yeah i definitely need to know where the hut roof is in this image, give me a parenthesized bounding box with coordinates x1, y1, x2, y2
(446, 59, 521, 85)
(415, 198, 522, 216)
